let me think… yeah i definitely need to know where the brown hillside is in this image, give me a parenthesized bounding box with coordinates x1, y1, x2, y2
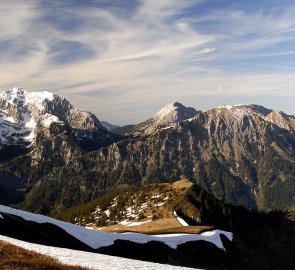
(99, 179, 211, 233)
(0, 240, 89, 270)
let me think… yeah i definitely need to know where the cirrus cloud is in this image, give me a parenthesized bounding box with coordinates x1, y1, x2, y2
(0, 0, 295, 124)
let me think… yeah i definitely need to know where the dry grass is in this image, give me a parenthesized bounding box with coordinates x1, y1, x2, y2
(100, 179, 208, 234)
(102, 216, 212, 234)
(111, 225, 213, 235)
(171, 179, 193, 190)
(101, 217, 180, 233)
(0, 240, 89, 270)
(99, 179, 193, 233)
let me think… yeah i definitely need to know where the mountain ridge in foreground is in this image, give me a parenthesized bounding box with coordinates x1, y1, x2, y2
(1, 180, 295, 270)
(0, 194, 232, 270)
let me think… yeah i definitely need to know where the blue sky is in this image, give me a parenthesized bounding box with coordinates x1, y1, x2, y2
(1, 0, 295, 124)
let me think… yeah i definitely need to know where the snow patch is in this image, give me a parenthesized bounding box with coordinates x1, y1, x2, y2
(174, 211, 189, 227)
(0, 205, 232, 250)
(151, 195, 161, 199)
(26, 91, 54, 103)
(155, 202, 165, 207)
(0, 235, 199, 270)
(186, 117, 195, 122)
(41, 114, 61, 128)
(201, 230, 233, 249)
(118, 219, 131, 226)
(2, 116, 16, 124)
(24, 115, 36, 129)
(126, 220, 151, 227)
(218, 105, 233, 110)
(119, 220, 131, 226)
(155, 103, 178, 118)
(104, 209, 110, 217)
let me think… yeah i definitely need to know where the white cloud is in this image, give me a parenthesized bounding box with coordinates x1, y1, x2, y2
(0, 0, 39, 42)
(136, 0, 201, 22)
(0, 1, 295, 124)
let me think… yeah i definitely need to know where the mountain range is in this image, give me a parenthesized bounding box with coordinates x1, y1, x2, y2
(0, 87, 295, 214)
(1, 87, 295, 270)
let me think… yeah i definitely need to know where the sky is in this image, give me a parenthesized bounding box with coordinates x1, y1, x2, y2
(1, 0, 295, 125)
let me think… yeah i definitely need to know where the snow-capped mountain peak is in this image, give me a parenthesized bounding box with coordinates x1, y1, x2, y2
(216, 104, 272, 116)
(0, 87, 107, 148)
(40, 113, 63, 128)
(0, 87, 60, 145)
(213, 104, 295, 131)
(155, 102, 182, 117)
(0, 87, 55, 109)
(203, 104, 268, 135)
(132, 102, 200, 135)
(1, 87, 26, 106)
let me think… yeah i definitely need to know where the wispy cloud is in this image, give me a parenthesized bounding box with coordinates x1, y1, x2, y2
(0, 0, 295, 123)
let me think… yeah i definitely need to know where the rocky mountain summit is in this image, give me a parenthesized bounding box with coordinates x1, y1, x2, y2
(212, 104, 295, 132)
(100, 102, 200, 137)
(0, 87, 121, 206)
(0, 87, 117, 153)
(131, 102, 200, 136)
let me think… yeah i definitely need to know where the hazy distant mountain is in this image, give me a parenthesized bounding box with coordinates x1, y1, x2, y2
(101, 121, 120, 131)
(101, 121, 137, 136)
(111, 124, 136, 136)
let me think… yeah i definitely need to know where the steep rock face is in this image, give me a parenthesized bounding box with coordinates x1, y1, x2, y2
(0, 87, 116, 153)
(131, 102, 200, 136)
(23, 104, 295, 213)
(215, 104, 295, 131)
(0, 112, 82, 206)
(265, 110, 295, 131)
(0, 87, 122, 206)
(29, 121, 81, 183)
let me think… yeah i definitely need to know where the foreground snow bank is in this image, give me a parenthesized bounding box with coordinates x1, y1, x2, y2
(0, 205, 232, 250)
(0, 235, 200, 270)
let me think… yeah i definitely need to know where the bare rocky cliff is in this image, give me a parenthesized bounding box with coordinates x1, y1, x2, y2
(0, 87, 121, 206)
(21, 104, 295, 212)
